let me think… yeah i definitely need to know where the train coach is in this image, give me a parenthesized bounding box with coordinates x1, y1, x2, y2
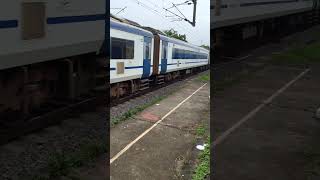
(0, 1, 107, 119)
(110, 17, 209, 98)
(212, 0, 320, 57)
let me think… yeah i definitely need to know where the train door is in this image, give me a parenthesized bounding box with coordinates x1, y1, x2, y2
(160, 41, 168, 74)
(142, 37, 152, 78)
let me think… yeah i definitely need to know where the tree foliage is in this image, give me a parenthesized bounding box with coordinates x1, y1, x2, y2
(163, 29, 187, 42)
(200, 45, 210, 50)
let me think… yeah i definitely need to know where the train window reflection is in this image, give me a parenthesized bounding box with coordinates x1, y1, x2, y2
(162, 43, 168, 59)
(144, 41, 151, 60)
(111, 37, 134, 59)
(172, 48, 208, 59)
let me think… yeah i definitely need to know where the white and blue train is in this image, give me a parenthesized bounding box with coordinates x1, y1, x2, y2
(212, 0, 320, 57)
(110, 17, 209, 98)
(0, 0, 106, 118)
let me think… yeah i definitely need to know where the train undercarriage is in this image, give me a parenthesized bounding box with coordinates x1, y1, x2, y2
(110, 65, 209, 100)
(0, 53, 107, 121)
(212, 10, 320, 60)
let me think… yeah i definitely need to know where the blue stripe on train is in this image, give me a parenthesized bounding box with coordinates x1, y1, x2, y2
(47, 14, 106, 24)
(0, 20, 18, 29)
(126, 66, 144, 69)
(1, 14, 105, 29)
(110, 66, 146, 71)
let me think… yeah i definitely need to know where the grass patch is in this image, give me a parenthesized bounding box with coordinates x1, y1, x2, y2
(192, 137, 210, 180)
(198, 73, 210, 82)
(303, 145, 320, 179)
(193, 120, 210, 180)
(111, 95, 169, 127)
(213, 69, 256, 93)
(30, 141, 107, 180)
(270, 42, 320, 66)
(196, 125, 206, 137)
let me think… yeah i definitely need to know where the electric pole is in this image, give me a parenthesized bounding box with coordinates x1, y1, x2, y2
(192, 0, 197, 26)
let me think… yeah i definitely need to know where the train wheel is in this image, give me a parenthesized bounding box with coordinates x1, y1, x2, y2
(165, 73, 172, 82)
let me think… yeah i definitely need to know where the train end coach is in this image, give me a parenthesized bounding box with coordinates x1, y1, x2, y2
(212, 0, 320, 57)
(110, 16, 209, 99)
(0, 1, 106, 120)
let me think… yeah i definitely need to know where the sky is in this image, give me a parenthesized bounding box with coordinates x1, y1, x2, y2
(110, 0, 210, 46)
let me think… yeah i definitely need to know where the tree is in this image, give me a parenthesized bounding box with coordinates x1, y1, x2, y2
(163, 29, 187, 42)
(200, 45, 210, 50)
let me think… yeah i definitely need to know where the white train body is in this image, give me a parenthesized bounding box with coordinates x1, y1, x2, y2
(0, 1, 106, 117)
(161, 35, 209, 73)
(110, 19, 154, 84)
(0, 0, 105, 70)
(212, 0, 314, 29)
(110, 18, 209, 86)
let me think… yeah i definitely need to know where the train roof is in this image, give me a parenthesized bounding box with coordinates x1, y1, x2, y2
(159, 34, 209, 53)
(138, 26, 208, 52)
(110, 18, 153, 38)
(110, 16, 209, 53)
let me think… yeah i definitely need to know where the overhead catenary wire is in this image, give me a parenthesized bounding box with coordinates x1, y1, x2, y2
(173, 3, 188, 19)
(123, 0, 200, 45)
(116, 6, 127, 15)
(163, 0, 196, 26)
(166, 0, 193, 9)
(131, 0, 197, 38)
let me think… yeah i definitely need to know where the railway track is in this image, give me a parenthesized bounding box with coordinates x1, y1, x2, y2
(110, 69, 208, 107)
(0, 93, 105, 145)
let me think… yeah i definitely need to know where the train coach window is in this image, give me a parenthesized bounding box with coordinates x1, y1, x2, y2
(172, 48, 177, 59)
(192, 52, 196, 59)
(162, 43, 168, 59)
(111, 37, 134, 59)
(144, 41, 151, 59)
(178, 49, 182, 59)
(173, 48, 206, 59)
(186, 50, 192, 59)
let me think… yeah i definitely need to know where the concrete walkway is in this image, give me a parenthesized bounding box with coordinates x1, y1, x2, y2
(109, 78, 210, 180)
(213, 65, 320, 179)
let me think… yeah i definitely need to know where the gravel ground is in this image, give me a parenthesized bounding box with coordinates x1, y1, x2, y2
(0, 110, 107, 179)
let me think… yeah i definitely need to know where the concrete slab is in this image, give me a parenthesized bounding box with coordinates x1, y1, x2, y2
(161, 86, 210, 131)
(215, 106, 320, 180)
(212, 66, 306, 139)
(212, 99, 260, 139)
(110, 80, 210, 179)
(135, 81, 207, 120)
(110, 125, 197, 180)
(270, 69, 320, 111)
(214, 66, 303, 102)
(213, 65, 320, 179)
(110, 118, 153, 157)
